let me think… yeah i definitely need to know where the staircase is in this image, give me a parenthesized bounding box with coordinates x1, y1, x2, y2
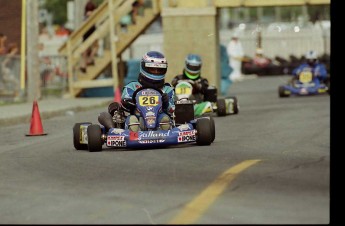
(58, 0, 161, 97)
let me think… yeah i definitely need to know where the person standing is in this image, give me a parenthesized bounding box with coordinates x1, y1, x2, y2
(80, 0, 99, 73)
(226, 34, 244, 82)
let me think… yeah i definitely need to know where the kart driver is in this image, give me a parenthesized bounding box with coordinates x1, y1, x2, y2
(291, 50, 328, 85)
(171, 53, 209, 102)
(107, 51, 175, 132)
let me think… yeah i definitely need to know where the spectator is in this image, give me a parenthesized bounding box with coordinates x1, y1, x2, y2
(1, 42, 20, 97)
(80, 0, 99, 73)
(226, 33, 244, 82)
(220, 44, 233, 96)
(130, 0, 144, 24)
(120, 0, 144, 31)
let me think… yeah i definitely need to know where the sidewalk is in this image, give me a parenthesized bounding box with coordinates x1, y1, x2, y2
(0, 97, 113, 127)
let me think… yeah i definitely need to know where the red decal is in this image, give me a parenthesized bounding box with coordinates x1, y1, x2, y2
(129, 131, 138, 140)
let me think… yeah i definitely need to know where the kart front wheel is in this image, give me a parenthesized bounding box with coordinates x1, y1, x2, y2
(196, 118, 212, 146)
(87, 124, 103, 152)
(278, 86, 289, 98)
(216, 98, 227, 116)
(73, 122, 91, 150)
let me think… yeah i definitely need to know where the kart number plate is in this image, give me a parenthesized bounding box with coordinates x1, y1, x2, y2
(176, 86, 192, 95)
(139, 96, 159, 106)
(299, 71, 312, 83)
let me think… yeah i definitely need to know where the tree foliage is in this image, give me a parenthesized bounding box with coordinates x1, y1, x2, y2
(42, 0, 70, 25)
(41, 0, 105, 25)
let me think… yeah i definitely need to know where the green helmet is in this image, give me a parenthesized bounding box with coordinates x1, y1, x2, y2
(184, 54, 202, 80)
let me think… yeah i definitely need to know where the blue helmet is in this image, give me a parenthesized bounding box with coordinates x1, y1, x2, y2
(139, 51, 168, 88)
(184, 54, 202, 80)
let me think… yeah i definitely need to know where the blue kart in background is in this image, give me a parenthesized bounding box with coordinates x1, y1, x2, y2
(278, 69, 330, 98)
(73, 87, 215, 152)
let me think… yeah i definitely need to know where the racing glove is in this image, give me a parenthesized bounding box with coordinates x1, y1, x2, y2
(121, 98, 136, 112)
(200, 79, 209, 94)
(108, 102, 121, 115)
(161, 93, 169, 110)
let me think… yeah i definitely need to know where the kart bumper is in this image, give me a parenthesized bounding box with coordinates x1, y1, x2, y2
(106, 125, 197, 148)
(283, 85, 328, 96)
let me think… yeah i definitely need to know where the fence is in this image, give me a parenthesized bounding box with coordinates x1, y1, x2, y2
(1, 25, 330, 103)
(0, 54, 68, 103)
(122, 26, 330, 60)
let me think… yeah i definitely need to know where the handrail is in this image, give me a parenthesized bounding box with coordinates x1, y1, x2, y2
(59, 0, 161, 97)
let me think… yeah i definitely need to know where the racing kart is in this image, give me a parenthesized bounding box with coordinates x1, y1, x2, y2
(73, 87, 215, 152)
(174, 80, 239, 117)
(278, 69, 330, 98)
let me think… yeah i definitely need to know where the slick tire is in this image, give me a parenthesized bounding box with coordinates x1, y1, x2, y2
(216, 98, 227, 116)
(87, 124, 103, 152)
(196, 118, 212, 146)
(278, 86, 289, 98)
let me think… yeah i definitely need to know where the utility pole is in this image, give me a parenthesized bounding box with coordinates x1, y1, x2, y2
(26, 0, 40, 102)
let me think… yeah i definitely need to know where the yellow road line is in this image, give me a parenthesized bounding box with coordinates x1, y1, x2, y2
(168, 159, 261, 224)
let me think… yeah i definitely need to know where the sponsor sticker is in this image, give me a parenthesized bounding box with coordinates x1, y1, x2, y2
(138, 139, 165, 144)
(145, 62, 167, 68)
(130, 131, 139, 141)
(178, 130, 195, 136)
(146, 117, 156, 126)
(178, 135, 196, 143)
(138, 131, 170, 140)
(107, 136, 125, 141)
(107, 140, 127, 147)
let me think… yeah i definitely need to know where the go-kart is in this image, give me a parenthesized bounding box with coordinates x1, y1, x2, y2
(73, 87, 215, 152)
(278, 69, 330, 98)
(174, 80, 239, 117)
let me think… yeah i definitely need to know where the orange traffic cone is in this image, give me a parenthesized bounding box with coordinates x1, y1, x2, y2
(114, 86, 122, 103)
(26, 100, 47, 136)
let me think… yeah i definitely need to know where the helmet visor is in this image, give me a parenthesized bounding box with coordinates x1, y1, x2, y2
(142, 62, 167, 76)
(307, 59, 317, 65)
(186, 63, 201, 74)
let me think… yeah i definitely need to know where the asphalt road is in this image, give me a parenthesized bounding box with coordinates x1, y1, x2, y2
(0, 75, 330, 224)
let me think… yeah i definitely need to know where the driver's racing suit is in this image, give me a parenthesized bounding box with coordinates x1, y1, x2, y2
(108, 81, 175, 131)
(292, 63, 328, 86)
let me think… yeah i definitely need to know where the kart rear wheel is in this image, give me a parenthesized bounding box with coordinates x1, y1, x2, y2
(209, 116, 215, 143)
(278, 86, 289, 98)
(87, 124, 103, 152)
(216, 98, 227, 116)
(196, 118, 212, 146)
(73, 122, 91, 150)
